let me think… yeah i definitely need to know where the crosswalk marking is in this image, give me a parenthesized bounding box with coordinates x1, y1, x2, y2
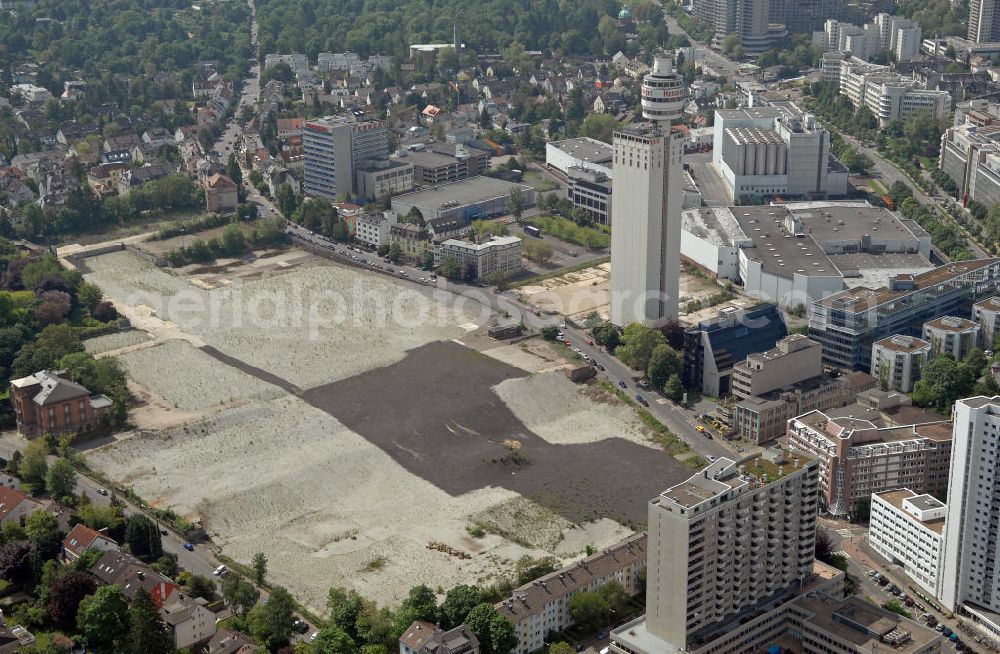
(833, 550, 851, 559)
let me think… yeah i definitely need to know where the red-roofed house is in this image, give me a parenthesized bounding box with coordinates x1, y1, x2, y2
(0, 487, 42, 527)
(277, 117, 305, 141)
(9, 369, 114, 437)
(204, 174, 239, 213)
(63, 523, 119, 561)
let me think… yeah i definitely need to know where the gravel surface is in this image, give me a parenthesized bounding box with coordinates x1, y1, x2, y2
(83, 330, 152, 354)
(493, 372, 656, 447)
(119, 340, 285, 411)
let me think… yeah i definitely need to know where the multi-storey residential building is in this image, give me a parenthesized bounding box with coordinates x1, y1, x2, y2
(732, 334, 822, 399)
(970, 0, 1000, 43)
(610, 57, 685, 326)
(399, 622, 479, 654)
(923, 316, 980, 360)
(436, 236, 522, 281)
(815, 14, 922, 62)
(303, 115, 388, 199)
(939, 100, 1000, 208)
(871, 335, 932, 392)
(9, 369, 114, 437)
(610, 449, 820, 653)
(973, 295, 1000, 350)
(355, 211, 396, 250)
(821, 52, 951, 127)
(940, 397, 1000, 637)
(394, 149, 470, 186)
(869, 488, 945, 597)
(691, 0, 786, 53)
(786, 410, 952, 516)
(496, 534, 646, 654)
(808, 259, 1000, 370)
(683, 304, 787, 397)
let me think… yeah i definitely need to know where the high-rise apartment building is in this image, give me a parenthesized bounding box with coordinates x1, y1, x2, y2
(612, 450, 819, 653)
(610, 56, 685, 326)
(303, 114, 388, 199)
(970, 0, 1000, 44)
(691, 0, 786, 54)
(973, 296, 1000, 350)
(940, 397, 1000, 626)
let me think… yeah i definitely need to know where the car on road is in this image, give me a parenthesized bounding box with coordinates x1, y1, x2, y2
(213, 565, 228, 577)
(635, 395, 648, 407)
(310, 632, 319, 643)
(695, 425, 705, 432)
(597, 364, 605, 371)
(618, 380, 627, 389)
(596, 629, 609, 640)
(98, 488, 109, 496)
(707, 455, 717, 462)
(292, 619, 309, 634)
(587, 338, 594, 345)
(183, 542, 195, 551)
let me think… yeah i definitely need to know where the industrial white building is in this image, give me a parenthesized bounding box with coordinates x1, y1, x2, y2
(869, 489, 945, 597)
(711, 107, 848, 202)
(545, 137, 613, 178)
(821, 52, 951, 127)
(679, 202, 934, 309)
(871, 335, 931, 392)
(610, 56, 685, 326)
(939, 100, 1000, 209)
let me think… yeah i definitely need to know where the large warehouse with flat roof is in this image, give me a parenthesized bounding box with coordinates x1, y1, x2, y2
(545, 137, 614, 177)
(681, 201, 934, 309)
(390, 176, 535, 222)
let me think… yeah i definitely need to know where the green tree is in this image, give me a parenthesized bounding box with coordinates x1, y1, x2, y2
(251, 551, 268, 584)
(77, 585, 130, 651)
(579, 114, 621, 144)
(76, 282, 104, 312)
(185, 574, 217, 601)
(466, 604, 501, 654)
(46, 457, 77, 499)
(226, 153, 243, 190)
(508, 185, 525, 221)
(569, 591, 607, 631)
(327, 586, 365, 639)
(222, 575, 259, 616)
(592, 322, 620, 350)
(646, 344, 682, 390)
(522, 239, 553, 265)
(665, 374, 685, 402)
(388, 243, 403, 264)
(25, 510, 59, 544)
(616, 323, 666, 370)
(313, 625, 359, 654)
(249, 586, 295, 651)
(277, 183, 298, 217)
(126, 587, 175, 654)
(440, 584, 482, 628)
(20, 440, 48, 495)
(489, 615, 517, 654)
(541, 326, 559, 341)
(548, 643, 575, 654)
(123, 515, 163, 562)
(221, 224, 247, 256)
(395, 584, 438, 633)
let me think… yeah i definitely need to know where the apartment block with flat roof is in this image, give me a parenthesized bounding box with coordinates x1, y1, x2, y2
(973, 295, 1000, 350)
(869, 489, 945, 597)
(808, 259, 1000, 370)
(303, 115, 388, 199)
(871, 335, 932, 392)
(786, 410, 952, 516)
(923, 316, 980, 360)
(435, 236, 523, 281)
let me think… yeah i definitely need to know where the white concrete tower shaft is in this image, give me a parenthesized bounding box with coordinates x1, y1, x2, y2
(610, 55, 686, 326)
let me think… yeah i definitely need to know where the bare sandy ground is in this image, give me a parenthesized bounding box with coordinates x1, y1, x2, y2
(84, 251, 473, 389)
(83, 330, 153, 355)
(85, 396, 623, 610)
(493, 372, 658, 448)
(81, 251, 645, 610)
(118, 340, 284, 411)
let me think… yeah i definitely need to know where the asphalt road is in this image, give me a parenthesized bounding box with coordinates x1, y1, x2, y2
(664, 15, 742, 78)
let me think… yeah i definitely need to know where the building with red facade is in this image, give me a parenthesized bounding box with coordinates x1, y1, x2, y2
(9, 370, 113, 437)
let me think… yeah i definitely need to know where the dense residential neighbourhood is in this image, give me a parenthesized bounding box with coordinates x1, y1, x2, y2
(5, 0, 1000, 652)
